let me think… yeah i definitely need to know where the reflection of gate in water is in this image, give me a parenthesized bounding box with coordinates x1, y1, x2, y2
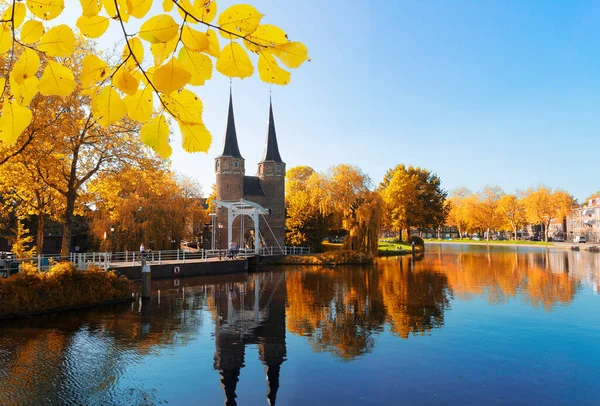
(211, 271, 287, 406)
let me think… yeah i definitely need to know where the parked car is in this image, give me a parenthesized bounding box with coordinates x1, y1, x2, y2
(471, 235, 482, 241)
(530, 235, 541, 242)
(553, 236, 565, 242)
(573, 236, 587, 244)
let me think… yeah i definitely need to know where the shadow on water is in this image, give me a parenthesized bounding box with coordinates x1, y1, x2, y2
(1, 245, 599, 405)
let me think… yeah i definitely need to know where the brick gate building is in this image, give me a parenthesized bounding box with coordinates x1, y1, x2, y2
(214, 93, 286, 250)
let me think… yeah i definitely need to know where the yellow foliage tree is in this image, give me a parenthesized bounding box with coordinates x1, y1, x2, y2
(87, 167, 206, 251)
(285, 166, 328, 251)
(0, 0, 309, 158)
(496, 194, 527, 240)
(522, 185, 575, 242)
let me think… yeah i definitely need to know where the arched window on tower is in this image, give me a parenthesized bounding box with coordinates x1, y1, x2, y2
(234, 161, 239, 168)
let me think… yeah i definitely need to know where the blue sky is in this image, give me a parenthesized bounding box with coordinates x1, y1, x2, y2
(64, 0, 600, 201)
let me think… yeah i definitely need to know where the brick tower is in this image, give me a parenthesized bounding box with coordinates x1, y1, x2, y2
(215, 92, 245, 248)
(257, 99, 286, 248)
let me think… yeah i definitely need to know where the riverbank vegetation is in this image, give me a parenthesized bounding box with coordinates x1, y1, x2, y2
(278, 250, 373, 265)
(0, 262, 133, 319)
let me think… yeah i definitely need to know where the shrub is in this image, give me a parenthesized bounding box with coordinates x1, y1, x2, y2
(409, 236, 425, 246)
(0, 262, 134, 318)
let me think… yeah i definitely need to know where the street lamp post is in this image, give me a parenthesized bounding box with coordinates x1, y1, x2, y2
(218, 222, 224, 259)
(209, 213, 216, 251)
(110, 226, 115, 253)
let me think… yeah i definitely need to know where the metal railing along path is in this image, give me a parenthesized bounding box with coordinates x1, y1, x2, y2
(1, 246, 311, 275)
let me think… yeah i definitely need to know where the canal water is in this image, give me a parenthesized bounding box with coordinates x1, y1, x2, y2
(1, 244, 599, 405)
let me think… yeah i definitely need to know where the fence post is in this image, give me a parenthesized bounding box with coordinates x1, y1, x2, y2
(183, 250, 186, 263)
(159, 250, 162, 265)
(133, 251, 136, 265)
(177, 249, 180, 261)
(125, 251, 128, 263)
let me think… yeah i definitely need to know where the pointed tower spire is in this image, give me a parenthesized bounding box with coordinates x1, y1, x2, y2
(260, 97, 283, 163)
(220, 88, 243, 158)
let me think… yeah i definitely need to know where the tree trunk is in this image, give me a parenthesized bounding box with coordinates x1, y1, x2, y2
(60, 191, 76, 256)
(36, 214, 45, 254)
(487, 227, 490, 241)
(513, 226, 517, 241)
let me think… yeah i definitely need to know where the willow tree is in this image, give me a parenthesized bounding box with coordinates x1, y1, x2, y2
(318, 165, 382, 256)
(0, 0, 309, 158)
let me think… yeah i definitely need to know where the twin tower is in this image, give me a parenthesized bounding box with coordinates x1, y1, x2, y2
(215, 93, 286, 249)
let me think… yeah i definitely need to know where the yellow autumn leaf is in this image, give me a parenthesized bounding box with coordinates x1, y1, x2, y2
(154, 57, 191, 95)
(273, 41, 310, 69)
(163, 0, 174, 12)
(38, 60, 75, 96)
(20, 20, 45, 44)
(217, 4, 262, 39)
(76, 15, 109, 38)
(26, 0, 64, 21)
(177, 119, 211, 153)
(205, 29, 220, 58)
(178, 48, 212, 86)
(163, 89, 202, 123)
(2, 3, 27, 28)
(123, 37, 144, 67)
(38, 25, 75, 57)
(0, 78, 5, 94)
(104, 0, 130, 21)
(258, 52, 290, 85)
(112, 66, 139, 96)
(216, 42, 253, 79)
(12, 48, 40, 85)
(150, 36, 178, 65)
(140, 115, 172, 159)
(129, 0, 153, 19)
(0, 24, 11, 54)
(81, 54, 109, 88)
(244, 24, 288, 53)
(194, 0, 217, 23)
(79, 0, 101, 17)
(92, 86, 127, 127)
(124, 85, 153, 122)
(139, 14, 178, 43)
(0, 100, 33, 146)
(181, 26, 209, 52)
(10, 76, 39, 107)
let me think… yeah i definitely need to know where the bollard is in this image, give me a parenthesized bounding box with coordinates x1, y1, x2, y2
(141, 256, 151, 299)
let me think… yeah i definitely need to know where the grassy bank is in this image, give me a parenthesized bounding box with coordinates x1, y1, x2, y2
(0, 262, 134, 319)
(378, 241, 424, 256)
(425, 238, 553, 246)
(278, 250, 373, 265)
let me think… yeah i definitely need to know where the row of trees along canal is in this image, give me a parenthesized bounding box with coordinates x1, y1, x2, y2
(286, 164, 582, 252)
(446, 186, 576, 242)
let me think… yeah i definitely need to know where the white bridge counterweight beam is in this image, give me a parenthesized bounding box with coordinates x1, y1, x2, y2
(213, 199, 270, 255)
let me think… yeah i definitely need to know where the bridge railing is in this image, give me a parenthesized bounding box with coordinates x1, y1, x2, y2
(1, 246, 311, 276)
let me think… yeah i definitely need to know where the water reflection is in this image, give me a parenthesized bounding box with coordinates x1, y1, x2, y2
(1, 246, 599, 405)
